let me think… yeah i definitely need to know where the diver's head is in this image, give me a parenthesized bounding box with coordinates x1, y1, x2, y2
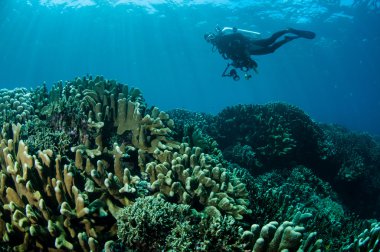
(204, 33, 215, 44)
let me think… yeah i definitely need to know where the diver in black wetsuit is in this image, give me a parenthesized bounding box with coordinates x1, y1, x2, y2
(204, 26, 316, 80)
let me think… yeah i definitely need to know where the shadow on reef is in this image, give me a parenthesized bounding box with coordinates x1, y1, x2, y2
(0, 76, 379, 251)
(169, 104, 380, 220)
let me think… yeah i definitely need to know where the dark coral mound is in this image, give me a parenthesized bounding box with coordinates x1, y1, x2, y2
(212, 103, 326, 174)
(319, 124, 380, 218)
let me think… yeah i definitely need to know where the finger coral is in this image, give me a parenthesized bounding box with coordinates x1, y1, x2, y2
(0, 76, 253, 250)
(342, 221, 380, 251)
(0, 88, 35, 125)
(116, 196, 323, 252)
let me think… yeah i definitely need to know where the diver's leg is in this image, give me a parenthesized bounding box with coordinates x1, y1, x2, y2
(249, 35, 299, 55)
(251, 30, 291, 47)
(252, 28, 315, 48)
(288, 28, 316, 39)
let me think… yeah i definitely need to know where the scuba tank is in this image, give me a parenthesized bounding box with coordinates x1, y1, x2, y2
(220, 26, 261, 39)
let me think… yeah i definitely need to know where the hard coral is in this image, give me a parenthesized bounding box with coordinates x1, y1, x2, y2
(341, 221, 380, 252)
(116, 196, 191, 251)
(0, 76, 254, 251)
(145, 143, 252, 219)
(0, 88, 35, 126)
(116, 196, 322, 252)
(213, 103, 326, 173)
(251, 166, 367, 250)
(0, 125, 118, 251)
(320, 124, 380, 218)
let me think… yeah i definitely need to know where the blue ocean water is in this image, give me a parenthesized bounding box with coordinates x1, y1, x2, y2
(0, 0, 379, 135)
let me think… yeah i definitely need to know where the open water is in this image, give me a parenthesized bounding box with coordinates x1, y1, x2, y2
(0, 0, 379, 134)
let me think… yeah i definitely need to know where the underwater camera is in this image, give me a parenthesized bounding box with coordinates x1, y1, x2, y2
(230, 69, 240, 81)
(222, 63, 241, 81)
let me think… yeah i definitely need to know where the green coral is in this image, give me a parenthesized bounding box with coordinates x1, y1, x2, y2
(168, 108, 224, 162)
(116, 196, 242, 251)
(342, 221, 380, 251)
(22, 119, 73, 155)
(117, 196, 192, 251)
(0, 88, 35, 125)
(116, 196, 322, 252)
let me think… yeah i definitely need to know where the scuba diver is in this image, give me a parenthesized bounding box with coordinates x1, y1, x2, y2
(204, 26, 316, 81)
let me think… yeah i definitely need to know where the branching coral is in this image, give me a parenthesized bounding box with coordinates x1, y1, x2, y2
(116, 196, 323, 252)
(116, 196, 192, 251)
(143, 143, 252, 219)
(0, 125, 120, 251)
(0, 76, 254, 250)
(342, 221, 380, 251)
(168, 108, 224, 162)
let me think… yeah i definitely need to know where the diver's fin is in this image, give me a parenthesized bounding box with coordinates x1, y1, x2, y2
(288, 28, 316, 39)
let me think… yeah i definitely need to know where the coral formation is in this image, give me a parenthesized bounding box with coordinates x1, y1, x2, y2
(0, 76, 252, 250)
(250, 166, 368, 250)
(168, 108, 223, 162)
(0, 126, 118, 251)
(116, 196, 191, 251)
(320, 124, 380, 218)
(146, 143, 251, 219)
(342, 221, 380, 251)
(116, 196, 322, 252)
(171, 106, 380, 219)
(321, 124, 379, 182)
(0, 75, 379, 251)
(0, 88, 35, 125)
(211, 103, 326, 172)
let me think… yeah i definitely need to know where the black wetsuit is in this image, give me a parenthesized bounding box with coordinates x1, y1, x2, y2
(212, 28, 315, 70)
(213, 32, 258, 70)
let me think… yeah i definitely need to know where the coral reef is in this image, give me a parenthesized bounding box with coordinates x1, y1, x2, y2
(342, 221, 380, 251)
(168, 108, 223, 162)
(175, 103, 327, 174)
(0, 88, 35, 125)
(146, 143, 252, 219)
(0, 75, 379, 251)
(116, 196, 322, 252)
(0, 124, 118, 251)
(0, 76, 252, 250)
(320, 124, 379, 182)
(250, 166, 368, 250)
(320, 124, 380, 218)
(170, 106, 380, 219)
(116, 196, 192, 251)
